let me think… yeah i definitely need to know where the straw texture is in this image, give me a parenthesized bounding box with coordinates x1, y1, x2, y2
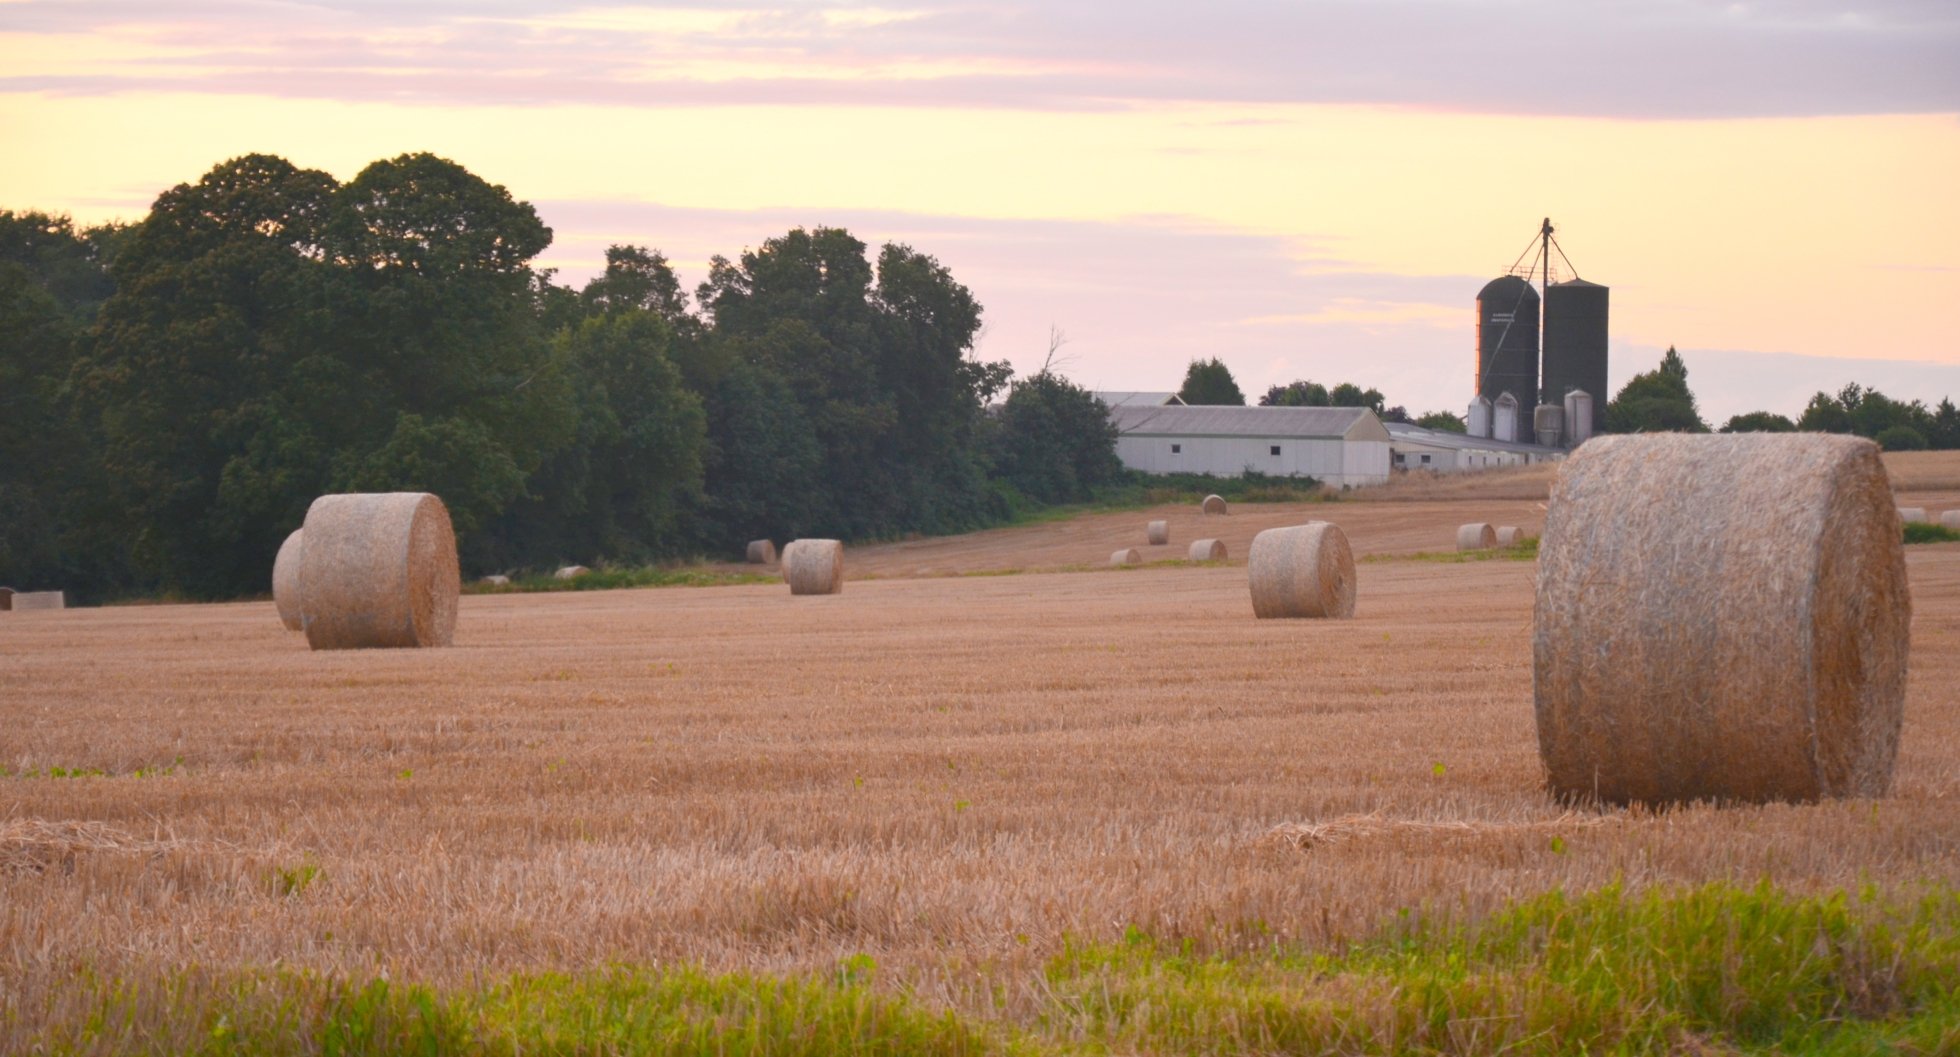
(1456, 523, 1496, 551)
(1247, 522, 1356, 619)
(297, 493, 460, 651)
(1110, 548, 1141, 567)
(10, 591, 64, 611)
(783, 539, 844, 595)
(1202, 494, 1228, 515)
(1944, 511, 1960, 531)
(1188, 538, 1227, 561)
(1146, 520, 1169, 545)
(1495, 526, 1523, 547)
(745, 539, 777, 564)
(1534, 433, 1909, 805)
(1898, 506, 1929, 524)
(554, 565, 590, 580)
(272, 529, 304, 631)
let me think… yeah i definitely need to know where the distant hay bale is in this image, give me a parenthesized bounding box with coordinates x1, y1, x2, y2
(1943, 511, 1960, 531)
(272, 529, 304, 631)
(783, 539, 844, 595)
(1248, 522, 1355, 619)
(297, 492, 459, 651)
(1110, 548, 1141, 567)
(1201, 494, 1228, 515)
(0, 587, 11, 611)
(1898, 506, 1929, 524)
(745, 539, 777, 564)
(1495, 526, 1524, 547)
(1456, 523, 1496, 551)
(1188, 538, 1226, 561)
(480, 575, 511, 586)
(554, 565, 590, 581)
(10, 590, 64, 611)
(1147, 520, 1169, 545)
(1535, 433, 1909, 805)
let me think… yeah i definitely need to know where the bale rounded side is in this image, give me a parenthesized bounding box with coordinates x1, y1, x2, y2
(1495, 526, 1524, 547)
(298, 492, 459, 651)
(1898, 506, 1929, 524)
(1247, 522, 1356, 619)
(783, 539, 844, 595)
(1534, 433, 1909, 806)
(10, 590, 63, 610)
(1456, 523, 1497, 551)
(480, 575, 511, 586)
(272, 529, 304, 631)
(746, 539, 777, 564)
(1110, 548, 1141, 567)
(1188, 538, 1227, 562)
(1201, 494, 1228, 515)
(1943, 511, 1960, 531)
(554, 565, 590, 581)
(1147, 520, 1169, 545)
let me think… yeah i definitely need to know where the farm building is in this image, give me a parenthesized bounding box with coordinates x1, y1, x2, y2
(1092, 391, 1186, 408)
(1108, 405, 1392, 486)
(1385, 420, 1565, 473)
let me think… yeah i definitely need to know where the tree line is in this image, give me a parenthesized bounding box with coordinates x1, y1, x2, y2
(0, 153, 1122, 601)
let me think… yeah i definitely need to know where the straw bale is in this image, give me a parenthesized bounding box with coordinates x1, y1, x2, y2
(1188, 538, 1227, 561)
(1494, 526, 1524, 547)
(1201, 494, 1228, 515)
(1110, 548, 1141, 567)
(554, 565, 590, 580)
(783, 539, 844, 595)
(272, 529, 304, 631)
(480, 575, 510, 586)
(1146, 520, 1169, 545)
(11, 591, 65, 611)
(1898, 506, 1929, 524)
(1456, 523, 1496, 550)
(297, 492, 459, 651)
(1247, 522, 1355, 619)
(1535, 433, 1909, 805)
(0, 587, 11, 611)
(1943, 511, 1960, 531)
(745, 539, 777, 564)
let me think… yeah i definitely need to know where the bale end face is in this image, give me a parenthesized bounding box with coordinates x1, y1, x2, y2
(1146, 520, 1170, 545)
(1534, 433, 1909, 806)
(1248, 522, 1356, 619)
(783, 539, 844, 595)
(1110, 548, 1141, 567)
(0, 587, 12, 611)
(1456, 523, 1497, 551)
(1188, 538, 1227, 562)
(298, 492, 459, 651)
(1942, 511, 1960, 531)
(272, 529, 305, 631)
(1201, 494, 1228, 515)
(745, 539, 777, 564)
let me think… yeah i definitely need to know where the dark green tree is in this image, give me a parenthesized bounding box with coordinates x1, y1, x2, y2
(1603, 346, 1709, 433)
(1414, 410, 1467, 433)
(1876, 424, 1929, 451)
(1177, 357, 1245, 405)
(1719, 411, 1797, 433)
(989, 371, 1122, 505)
(1261, 381, 1329, 407)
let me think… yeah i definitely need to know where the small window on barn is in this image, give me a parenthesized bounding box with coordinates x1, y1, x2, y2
(1420, 454, 1431, 464)
(1171, 443, 1181, 454)
(1269, 445, 1281, 456)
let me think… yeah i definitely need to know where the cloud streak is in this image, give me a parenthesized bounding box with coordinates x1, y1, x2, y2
(3, 0, 1955, 117)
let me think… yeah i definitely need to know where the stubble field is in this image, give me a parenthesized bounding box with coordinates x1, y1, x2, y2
(7, 454, 1960, 1053)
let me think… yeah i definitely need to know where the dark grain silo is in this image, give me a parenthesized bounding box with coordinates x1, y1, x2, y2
(1476, 276, 1539, 406)
(1543, 278, 1609, 439)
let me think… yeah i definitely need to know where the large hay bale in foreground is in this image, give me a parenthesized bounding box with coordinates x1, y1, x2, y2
(272, 529, 304, 631)
(746, 539, 777, 564)
(1146, 520, 1169, 545)
(554, 565, 590, 581)
(783, 539, 844, 595)
(1189, 538, 1227, 561)
(1535, 433, 1909, 805)
(297, 493, 459, 651)
(1456, 523, 1496, 551)
(1110, 548, 1141, 567)
(1248, 522, 1355, 619)
(1495, 526, 1524, 547)
(1898, 506, 1929, 524)
(11, 590, 63, 610)
(1201, 494, 1228, 515)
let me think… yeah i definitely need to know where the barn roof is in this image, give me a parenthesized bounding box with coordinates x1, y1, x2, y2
(1110, 404, 1386, 441)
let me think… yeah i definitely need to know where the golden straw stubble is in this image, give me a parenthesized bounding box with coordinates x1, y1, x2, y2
(271, 529, 304, 631)
(1247, 522, 1355, 619)
(783, 539, 844, 595)
(297, 493, 459, 650)
(1534, 433, 1910, 805)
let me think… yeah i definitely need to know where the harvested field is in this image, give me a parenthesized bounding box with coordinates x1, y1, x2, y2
(5, 485, 1960, 1049)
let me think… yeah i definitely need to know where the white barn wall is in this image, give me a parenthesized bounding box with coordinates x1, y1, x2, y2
(1115, 434, 1389, 486)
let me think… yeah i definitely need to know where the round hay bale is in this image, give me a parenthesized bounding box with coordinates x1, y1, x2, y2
(1942, 511, 1960, 531)
(1247, 522, 1356, 619)
(1110, 548, 1141, 566)
(745, 539, 777, 564)
(1898, 506, 1928, 524)
(297, 493, 459, 651)
(783, 539, 844, 595)
(1535, 433, 1909, 805)
(1146, 520, 1169, 545)
(554, 565, 590, 581)
(480, 574, 511, 586)
(1201, 494, 1228, 515)
(1456, 523, 1497, 551)
(272, 529, 305, 631)
(1494, 526, 1524, 547)
(11, 591, 65, 610)
(1189, 538, 1227, 561)
(0, 587, 12, 611)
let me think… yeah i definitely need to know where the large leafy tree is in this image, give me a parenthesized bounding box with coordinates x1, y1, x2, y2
(990, 372, 1122, 505)
(1603, 346, 1709, 433)
(1719, 411, 1797, 433)
(1178, 357, 1245, 405)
